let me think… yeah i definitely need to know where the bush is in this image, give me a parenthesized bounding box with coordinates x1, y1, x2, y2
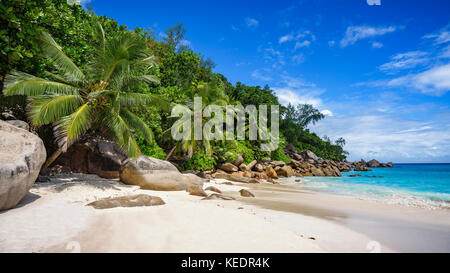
(235, 141, 255, 164)
(271, 147, 291, 163)
(136, 136, 167, 159)
(214, 146, 239, 164)
(182, 152, 216, 171)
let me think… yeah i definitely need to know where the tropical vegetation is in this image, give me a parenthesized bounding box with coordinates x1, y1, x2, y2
(1, 0, 348, 171)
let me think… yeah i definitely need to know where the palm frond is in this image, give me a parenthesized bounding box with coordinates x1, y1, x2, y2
(119, 92, 168, 110)
(125, 135, 141, 159)
(38, 31, 85, 82)
(3, 71, 79, 96)
(120, 108, 154, 143)
(97, 109, 141, 158)
(29, 94, 84, 126)
(54, 102, 92, 144)
(140, 74, 160, 85)
(94, 21, 105, 54)
(139, 55, 158, 67)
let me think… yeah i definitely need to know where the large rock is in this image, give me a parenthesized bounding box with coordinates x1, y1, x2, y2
(253, 172, 269, 180)
(202, 194, 235, 201)
(51, 137, 127, 179)
(264, 166, 278, 179)
(310, 166, 326, 177)
(239, 189, 255, 198)
(119, 156, 204, 191)
(5, 120, 29, 131)
(247, 160, 257, 171)
(205, 186, 222, 194)
(276, 165, 295, 177)
(338, 163, 352, 172)
(219, 163, 238, 173)
(232, 155, 244, 167)
(87, 194, 165, 209)
(367, 159, 380, 168)
(0, 120, 46, 210)
(214, 172, 261, 184)
(300, 150, 320, 163)
(354, 164, 372, 172)
(271, 161, 286, 167)
(254, 163, 264, 172)
(321, 164, 342, 177)
(290, 159, 301, 168)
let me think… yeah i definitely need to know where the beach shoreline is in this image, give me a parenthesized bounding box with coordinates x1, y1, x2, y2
(0, 174, 448, 253)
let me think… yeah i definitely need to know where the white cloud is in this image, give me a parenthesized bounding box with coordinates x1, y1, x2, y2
(279, 34, 294, 43)
(278, 31, 315, 51)
(340, 25, 397, 47)
(272, 75, 326, 109)
(378, 51, 430, 74)
(321, 110, 334, 117)
(294, 40, 311, 49)
(67, 0, 90, 5)
(310, 114, 450, 162)
(274, 88, 323, 107)
(245, 17, 259, 28)
(439, 44, 450, 59)
(261, 47, 286, 68)
(251, 69, 273, 82)
(372, 42, 383, 48)
(328, 40, 336, 47)
(291, 53, 305, 64)
(424, 23, 450, 44)
(387, 64, 450, 96)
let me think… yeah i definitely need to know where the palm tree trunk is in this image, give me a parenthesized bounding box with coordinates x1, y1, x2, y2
(165, 146, 176, 161)
(42, 146, 64, 170)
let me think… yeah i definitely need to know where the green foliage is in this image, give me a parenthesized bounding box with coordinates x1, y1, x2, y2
(235, 141, 255, 164)
(229, 82, 279, 106)
(182, 151, 216, 171)
(136, 136, 166, 159)
(3, 26, 165, 159)
(0, 0, 349, 170)
(271, 147, 291, 163)
(0, 0, 126, 77)
(215, 149, 239, 164)
(293, 131, 348, 161)
(280, 103, 325, 144)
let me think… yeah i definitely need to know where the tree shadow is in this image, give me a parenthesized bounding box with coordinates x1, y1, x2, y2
(35, 173, 135, 193)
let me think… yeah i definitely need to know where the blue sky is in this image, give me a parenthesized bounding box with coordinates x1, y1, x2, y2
(83, 0, 450, 163)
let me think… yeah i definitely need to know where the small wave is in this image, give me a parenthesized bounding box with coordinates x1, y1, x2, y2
(288, 176, 450, 210)
(385, 194, 450, 210)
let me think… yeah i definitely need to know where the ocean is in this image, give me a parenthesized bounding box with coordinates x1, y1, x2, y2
(286, 163, 450, 209)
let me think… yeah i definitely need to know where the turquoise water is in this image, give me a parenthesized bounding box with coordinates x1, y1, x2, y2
(286, 164, 450, 209)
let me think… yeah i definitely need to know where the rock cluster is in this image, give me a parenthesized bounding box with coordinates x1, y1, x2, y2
(48, 137, 128, 179)
(340, 159, 393, 172)
(205, 145, 395, 183)
(208, 148, 343, 183)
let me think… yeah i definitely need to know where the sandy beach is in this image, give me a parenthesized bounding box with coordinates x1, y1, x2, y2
(0, 174, 448, 253)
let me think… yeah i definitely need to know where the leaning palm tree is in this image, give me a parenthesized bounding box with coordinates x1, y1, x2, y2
(3, 23, 166, 170)
(164, 82, 230, 159)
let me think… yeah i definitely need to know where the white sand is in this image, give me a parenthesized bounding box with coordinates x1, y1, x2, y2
(1, 174, 324, 253)
(4, 174, 443, 253)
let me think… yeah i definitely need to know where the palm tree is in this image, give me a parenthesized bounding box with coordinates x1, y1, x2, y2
(165, 82, 229, 159)
(3, 23, 166, 170)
